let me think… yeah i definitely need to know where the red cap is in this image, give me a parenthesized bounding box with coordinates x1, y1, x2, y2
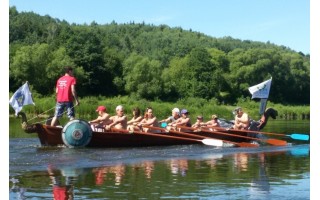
(96, 106, 106, 112)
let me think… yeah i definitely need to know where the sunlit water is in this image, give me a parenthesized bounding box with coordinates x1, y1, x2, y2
(9, 119, 310, 199)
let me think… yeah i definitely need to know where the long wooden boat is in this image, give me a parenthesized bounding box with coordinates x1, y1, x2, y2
(18, 107, 292, 148)
(19, 112, 232, 148)
(21, 122, 210, 148)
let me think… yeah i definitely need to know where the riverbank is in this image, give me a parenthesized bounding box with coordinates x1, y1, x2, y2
(9, 95, 310, 122)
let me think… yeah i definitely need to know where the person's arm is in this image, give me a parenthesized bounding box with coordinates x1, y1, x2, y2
(89, 116, 101, 124)
(127, 117, 134, 125)
(128, 116, 141, 125)
(174, 118, 189, 126)
(109, 116, 127, 127)
(132, 116, 143, 124)
(71, 84, 79, 106)
(159, 116, 170, 123)
(100, 113, 110, 121)
(140, 117, 156, 126)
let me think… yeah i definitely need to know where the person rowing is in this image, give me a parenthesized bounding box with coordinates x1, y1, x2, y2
(233, 107, 250, 130)
(167, 109, 191, 132)
(88, 105, 111, 132)
(105, 105, 127, 130)
(159, 107, 180, 127)
(204, 114, 220, 131)
(137, 107, 159, 132)
(127, 107, 143, 132)
(191, 115, 205, 129)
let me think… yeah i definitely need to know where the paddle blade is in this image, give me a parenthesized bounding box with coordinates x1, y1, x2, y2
(266, 139, 287, 146)
(290, 134, 309, 141)
(160, 122, 168, 128)
(202, 139, 224, 147)
(238, 142, 259, 148)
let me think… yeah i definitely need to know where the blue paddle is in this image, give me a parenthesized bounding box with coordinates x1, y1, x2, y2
(160, 122, 168, 128)
(290, 133, 309, 141)
(213, 127, 310, 141)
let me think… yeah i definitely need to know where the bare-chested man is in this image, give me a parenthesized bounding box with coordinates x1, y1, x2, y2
(105, 105, 127, 130)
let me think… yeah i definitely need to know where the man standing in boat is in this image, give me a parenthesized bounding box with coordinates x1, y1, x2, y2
(51, 66, 80, 126)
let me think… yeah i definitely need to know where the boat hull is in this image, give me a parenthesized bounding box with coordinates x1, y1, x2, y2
(32, 124, 203, 148)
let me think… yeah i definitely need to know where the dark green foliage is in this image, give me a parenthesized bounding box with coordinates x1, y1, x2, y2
(9, 6, 309, 105)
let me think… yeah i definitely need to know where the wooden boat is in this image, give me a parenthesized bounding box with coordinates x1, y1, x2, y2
(18, 107, 295, 148)
(18, 112, 228, 148)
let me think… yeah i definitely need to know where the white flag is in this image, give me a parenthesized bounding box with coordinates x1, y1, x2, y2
(248, 78, 272, 99)
(9, 82, 35, 116)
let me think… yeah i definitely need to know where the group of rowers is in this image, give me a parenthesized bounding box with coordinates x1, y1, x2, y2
(88, 105, 251, 133)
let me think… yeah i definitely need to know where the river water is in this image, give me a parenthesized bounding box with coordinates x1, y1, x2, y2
(9, 119, 310, 200)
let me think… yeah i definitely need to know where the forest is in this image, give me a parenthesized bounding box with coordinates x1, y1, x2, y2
(9, 6, 310, 105)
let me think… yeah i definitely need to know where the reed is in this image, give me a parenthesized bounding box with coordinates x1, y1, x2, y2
(9, 95, 310, 123)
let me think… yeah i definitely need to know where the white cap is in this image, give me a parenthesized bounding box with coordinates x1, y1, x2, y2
(172, 108, 180, 114)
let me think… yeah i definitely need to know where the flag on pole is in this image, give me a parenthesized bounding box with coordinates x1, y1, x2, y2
(248, 78, 272, 99)
(9, 82, 35, 116)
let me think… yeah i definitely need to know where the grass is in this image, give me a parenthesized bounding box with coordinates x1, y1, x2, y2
(10, 95, 310, 123)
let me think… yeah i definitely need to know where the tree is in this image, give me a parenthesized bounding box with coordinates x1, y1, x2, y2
(123, 53, 163, 99)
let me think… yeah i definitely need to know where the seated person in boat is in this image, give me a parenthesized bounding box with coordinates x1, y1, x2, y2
(191, 115, 205, 129)
(88, 106, 111, 132)
(127, 107, 143, 132)
(105, 105, 127, 130)
(137, 107, 159, 132)
(159, 107, 180, 127)
(204, 114, 220, 130)
(167, 109, 191, 131)
(233, 107, 250, 130)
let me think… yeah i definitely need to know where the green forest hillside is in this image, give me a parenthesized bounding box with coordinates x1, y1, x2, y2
(9, 6, 309, 105)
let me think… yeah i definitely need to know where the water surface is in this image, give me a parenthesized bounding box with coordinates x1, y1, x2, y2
(9, 119, 310, 199)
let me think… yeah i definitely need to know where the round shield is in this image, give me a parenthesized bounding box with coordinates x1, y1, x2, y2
(62, 119, 92, 148)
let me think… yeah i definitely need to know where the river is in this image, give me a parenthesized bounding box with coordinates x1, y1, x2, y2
(9, 119, 310, 200)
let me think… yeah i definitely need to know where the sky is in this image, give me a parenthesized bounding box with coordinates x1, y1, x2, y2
(8, 0, 310, 54)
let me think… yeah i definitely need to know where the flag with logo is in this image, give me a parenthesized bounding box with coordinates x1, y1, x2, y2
(248, 78, 272, 114)
(248, 78, 272, 99)
(9, 82, 35, 116)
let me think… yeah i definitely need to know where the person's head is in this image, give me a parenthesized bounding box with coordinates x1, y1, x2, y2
(211, 114, 218, 120)
(96, 106, 106, 114)
(197, 115, 203, 122)
(181, 109, 189, 117)
(116, 105, 124, 116)
(234, 107, 243, 115)
(144, 107, 153, 119)
(64, 66, 73, 75)
(132, 107, 141, 118)
(172, 108, 180, 117)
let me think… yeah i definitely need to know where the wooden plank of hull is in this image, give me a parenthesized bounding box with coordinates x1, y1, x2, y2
(88, 131, 200, 148)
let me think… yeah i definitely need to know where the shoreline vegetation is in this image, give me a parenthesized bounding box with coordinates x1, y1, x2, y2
(10, 95, 310, 123)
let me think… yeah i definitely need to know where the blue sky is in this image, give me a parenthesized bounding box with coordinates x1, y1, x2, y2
(8, 0, 310, 54)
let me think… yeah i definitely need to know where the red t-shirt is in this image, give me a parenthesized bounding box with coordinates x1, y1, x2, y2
(56, 75, 76, 102)
(53, 186, 68, 200)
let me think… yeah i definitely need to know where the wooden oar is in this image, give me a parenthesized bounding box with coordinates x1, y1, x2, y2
(110, 128, 223, 147)
(145, 126, 259, 148)
(142, 126, 224, 147)
(212, 126, 309, 141)
(177, 126, 287, 146)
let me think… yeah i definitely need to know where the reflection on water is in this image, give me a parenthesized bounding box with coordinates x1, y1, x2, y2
(9, 140, 309, 199)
